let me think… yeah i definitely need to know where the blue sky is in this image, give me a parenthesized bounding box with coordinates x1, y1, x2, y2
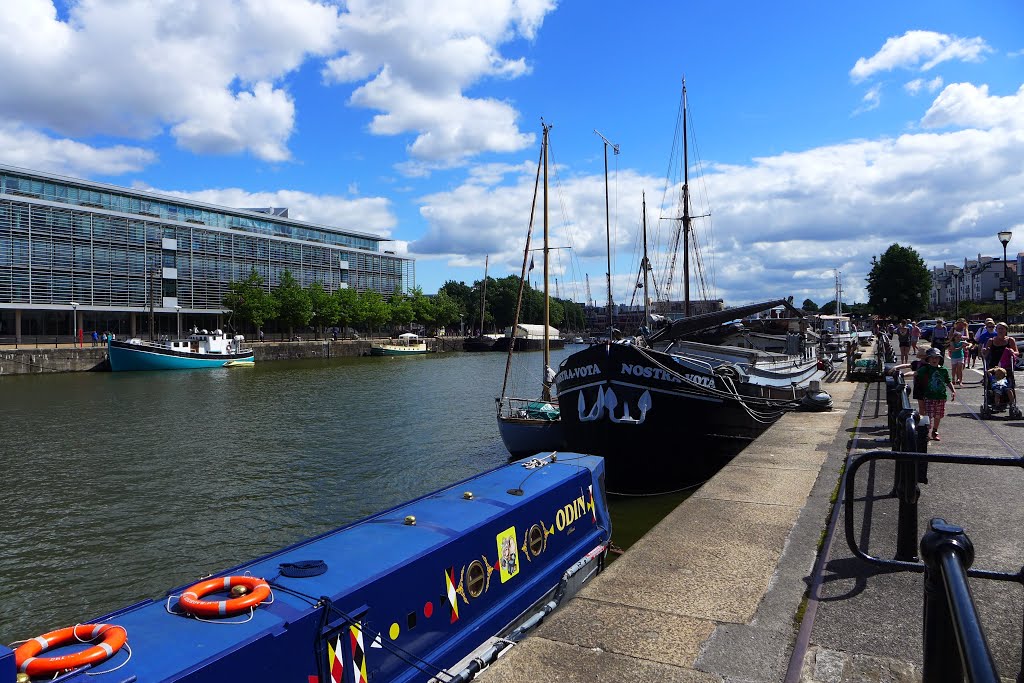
(2, 0, 1022, 308)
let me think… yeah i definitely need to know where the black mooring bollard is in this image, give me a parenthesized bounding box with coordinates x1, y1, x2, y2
(920, 518, 998, 683)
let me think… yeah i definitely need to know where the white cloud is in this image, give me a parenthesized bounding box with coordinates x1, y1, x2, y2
(904, 76, 944, 95)
(411, 81, 1024, 306)
(0, 0, 342, 161)
(323, 0, 553, 165)
(922, 83, 1024, 130)
(139, 186, 398, 238)
(0, 123, 156, 176)
(851, 30, 991, 82)
(853, 84, 883, 115)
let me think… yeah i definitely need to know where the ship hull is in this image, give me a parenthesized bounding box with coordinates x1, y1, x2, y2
(555, 342, 821, 494)
(108, 340, 255, 371)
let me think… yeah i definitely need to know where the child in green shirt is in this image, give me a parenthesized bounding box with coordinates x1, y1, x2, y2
(915, 347, 955, 440)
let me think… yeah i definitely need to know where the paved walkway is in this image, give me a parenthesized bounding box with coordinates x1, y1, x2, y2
(482, 352, 1022, 682)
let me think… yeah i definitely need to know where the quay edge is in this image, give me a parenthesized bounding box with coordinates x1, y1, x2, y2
(478, 376, 861, 682)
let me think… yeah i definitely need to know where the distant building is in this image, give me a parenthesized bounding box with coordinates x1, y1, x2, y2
(0, 164, 414, 341)
(929, 253, 1019, 313)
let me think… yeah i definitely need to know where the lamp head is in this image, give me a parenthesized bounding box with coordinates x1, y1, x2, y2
(998, 230, 1012, 246)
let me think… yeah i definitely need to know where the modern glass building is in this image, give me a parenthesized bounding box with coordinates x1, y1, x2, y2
(0, 163, 414, 341)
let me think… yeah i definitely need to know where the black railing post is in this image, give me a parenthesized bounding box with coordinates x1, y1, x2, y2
(920, 518, 998, 683)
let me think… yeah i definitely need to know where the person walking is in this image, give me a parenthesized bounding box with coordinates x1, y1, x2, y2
(948, 331, 969, 386)
(974, 318, 998, 368)
(930, 318, 949, 358)
(896, 320, 911, 363)
(917, 347, 955, 440)
(983, 322, 1019, 387)
(909, 320, 921, 352)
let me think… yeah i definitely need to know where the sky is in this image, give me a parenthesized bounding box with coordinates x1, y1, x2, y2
(1, 0, 1022, 308)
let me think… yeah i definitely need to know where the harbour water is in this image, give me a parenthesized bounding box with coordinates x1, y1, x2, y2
(0, 346, 685, 643)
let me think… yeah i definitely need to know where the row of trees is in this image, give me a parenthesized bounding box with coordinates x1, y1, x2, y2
(439, 275, 585, 333)
(221, 270, 586, 338)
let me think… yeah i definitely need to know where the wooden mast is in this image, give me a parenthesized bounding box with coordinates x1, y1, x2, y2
(541, 123, 551, 401)
(682, 78, 690, 318)
(642, 192, 651, 325)
(478, 254, 488, 335)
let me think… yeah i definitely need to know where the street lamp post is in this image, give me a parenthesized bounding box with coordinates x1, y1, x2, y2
(70, 301, 78, 346)
(175, 305, 182, 339)
(998, 230, 1012, 323)
(951, 267, 960, 319)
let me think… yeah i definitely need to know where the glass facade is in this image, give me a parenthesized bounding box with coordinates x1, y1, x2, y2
(0, 165, 414, 337)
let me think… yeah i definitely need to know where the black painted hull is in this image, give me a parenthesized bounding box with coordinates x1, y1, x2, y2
(554, 342, 820, 494)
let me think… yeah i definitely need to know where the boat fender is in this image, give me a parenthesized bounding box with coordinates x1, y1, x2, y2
(14, 623, 127, 677)
(279, 560, 328, 578)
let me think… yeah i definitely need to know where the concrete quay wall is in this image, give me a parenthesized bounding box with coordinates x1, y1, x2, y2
(0, 337, 466, 375)
(481, 378, 860, 683)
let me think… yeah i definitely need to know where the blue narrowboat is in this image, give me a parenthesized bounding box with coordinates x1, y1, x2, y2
(1, 453, 610, 682)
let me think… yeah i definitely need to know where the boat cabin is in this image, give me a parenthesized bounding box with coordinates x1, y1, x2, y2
(127, 329, 247, 355)
(504, 324, 561, 340)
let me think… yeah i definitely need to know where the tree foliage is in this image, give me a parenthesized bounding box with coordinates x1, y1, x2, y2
(307, 281, 339, 336)
(274, 270, 313, 336)
(866, 244, 931, 319)
(222, 269, 277, 332)
(801, 298, 819, 312)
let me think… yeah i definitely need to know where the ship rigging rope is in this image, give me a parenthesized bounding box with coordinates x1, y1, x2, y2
(631, 345, 806, 421)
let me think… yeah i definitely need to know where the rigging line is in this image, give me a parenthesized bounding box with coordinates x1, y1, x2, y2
(685, 100, 718, 298)
(547, 140, 583, 305)
(499, 133, 545, 403)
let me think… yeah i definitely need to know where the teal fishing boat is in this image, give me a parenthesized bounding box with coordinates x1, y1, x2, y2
(108, 329, 254, 371)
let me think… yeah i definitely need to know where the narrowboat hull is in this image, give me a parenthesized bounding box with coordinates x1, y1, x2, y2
(1, 455, 610, 683)
(108, 340, 255, 371)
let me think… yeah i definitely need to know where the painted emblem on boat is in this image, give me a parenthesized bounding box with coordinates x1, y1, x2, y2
(577, 386, 652, 424)
(445, 567, 460, 623)
(328, 633, 344, 683)
(497, 527, 520, 582)
(349, 622, 368, 683)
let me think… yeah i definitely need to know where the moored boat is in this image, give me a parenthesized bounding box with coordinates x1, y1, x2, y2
(1, 454, 611, 683)
(108, 329, 254, 371)
(371, 334, 428, 356)
(496, 123, 566, 459)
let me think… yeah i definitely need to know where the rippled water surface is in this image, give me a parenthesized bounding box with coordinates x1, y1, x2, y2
(0, 346, 688, 643)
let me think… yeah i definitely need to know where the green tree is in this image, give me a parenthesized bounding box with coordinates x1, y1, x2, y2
(223, 269, 278, 336)
(866, 244, 931, 319)
(360, 290, 391, 335)
(801, 298, 819, 312)
(438, 280, 473, 325)
(389, 291, 415, 330)
(409, 287, 437, 331)
(307, 281, 339, 338)
(273, 269, 313, 339)
(333, 287, 359, 335)
(431, 290, 463, 333)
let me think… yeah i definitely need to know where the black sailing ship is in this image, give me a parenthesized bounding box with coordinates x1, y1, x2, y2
(553, 81, 829, 494)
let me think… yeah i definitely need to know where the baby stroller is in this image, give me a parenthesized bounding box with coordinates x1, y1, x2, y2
(980, 357, 1022, 419)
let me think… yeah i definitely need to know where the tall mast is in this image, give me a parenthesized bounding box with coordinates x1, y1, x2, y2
(682, 79, 691, 317)
(542, 124, 552, 401)
(642, 192, 651, 325)
(595, 129, 619, 342)
(478, 254, 488, 334)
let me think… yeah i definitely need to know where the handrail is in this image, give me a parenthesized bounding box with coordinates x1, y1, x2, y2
(920, 518, 1000, 683)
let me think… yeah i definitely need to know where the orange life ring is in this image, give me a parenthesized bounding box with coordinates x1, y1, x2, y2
(15, 623, 127, 677)
(178, 575, 271, 617)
